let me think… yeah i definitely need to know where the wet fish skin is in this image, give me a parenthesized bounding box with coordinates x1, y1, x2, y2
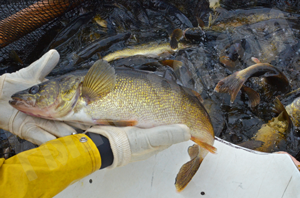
(286, 97, 300, 128)
(102, 41, 189, 62)
(252, 97, 293, 152)
(10, 60, 216, 192)
(215, 63, 289, 104)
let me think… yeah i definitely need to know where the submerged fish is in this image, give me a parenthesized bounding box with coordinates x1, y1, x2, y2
(252, 98, 293, 152)
(102, 41, 190, 62)
(286, 96, 300, 129)
(10, 60, 216, 192)
(214, 61, 289, 107)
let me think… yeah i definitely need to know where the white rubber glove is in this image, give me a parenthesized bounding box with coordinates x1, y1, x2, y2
(0, 49, 77, 145)
(86, 124, 191, 168)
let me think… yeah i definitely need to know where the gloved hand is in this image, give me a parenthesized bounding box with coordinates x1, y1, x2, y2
(86, 124, 191, 168)
(0, 49, 77, 145)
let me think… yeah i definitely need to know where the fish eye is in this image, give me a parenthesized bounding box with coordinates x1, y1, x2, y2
(29, 85, 39, 94)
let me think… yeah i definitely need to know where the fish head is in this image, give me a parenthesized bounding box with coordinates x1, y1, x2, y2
(9, 75, 82, 119)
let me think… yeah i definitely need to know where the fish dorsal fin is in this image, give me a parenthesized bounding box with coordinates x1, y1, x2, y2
(82, 60, 116, 102)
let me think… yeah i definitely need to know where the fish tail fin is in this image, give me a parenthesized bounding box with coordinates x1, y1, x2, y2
(191, 136, 217, 154)
(214, 71, 246, 103)
(175, 144, 203, 192)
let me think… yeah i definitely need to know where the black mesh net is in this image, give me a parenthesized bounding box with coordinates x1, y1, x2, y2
(0, 0, 100, 73)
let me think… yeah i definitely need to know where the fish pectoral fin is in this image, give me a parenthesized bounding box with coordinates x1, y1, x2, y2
(94, 119, 137, 126)
(82, 60, 116, 103)
(175, 144, 202, 192)
(241, 85, 260, 108)
(191, 136, 217, 154)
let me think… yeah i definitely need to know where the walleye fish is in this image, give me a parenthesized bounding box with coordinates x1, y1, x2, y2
(102, 41, 189, 62)
(10, 60, 216, 192)
(252, 97, 293, 152)
(286, 96, 300, 128)
(214, 60, 289, 106)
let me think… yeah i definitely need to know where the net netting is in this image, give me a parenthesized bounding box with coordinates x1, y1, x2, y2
(0, 0, 100, 72)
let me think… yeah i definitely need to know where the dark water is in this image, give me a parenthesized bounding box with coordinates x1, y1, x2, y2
(1, 0, 300, 158)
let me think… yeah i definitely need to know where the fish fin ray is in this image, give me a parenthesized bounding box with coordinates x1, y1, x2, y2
(274, 97, 294, 133)
(94, 119, 137, 126)
(191, 90, 204, 103)
(175, 144, 202, 192)
(191, 136, 216, 154)
(82, 60, 116, 102)
(214, 71, 246, 103)
(241, 85, 260, 107)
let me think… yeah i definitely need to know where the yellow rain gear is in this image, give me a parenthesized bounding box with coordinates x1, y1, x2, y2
(0, 134, 101, 197)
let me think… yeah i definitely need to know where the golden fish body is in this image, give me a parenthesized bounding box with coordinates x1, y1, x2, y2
(77, 69, 213, 143)
(286, 97, 300, 128)
(102, 42, 188, 62)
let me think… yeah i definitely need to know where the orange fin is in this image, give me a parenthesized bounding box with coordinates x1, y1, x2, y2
(175, 144, 202, 192)
(159, 60, 183, 70)
(241, 85, 260, 108)
(94, 119, 137, 126)
(191, 90, 204, 103)
(196, 17, 205, 28)
(191, 136, 216, 154)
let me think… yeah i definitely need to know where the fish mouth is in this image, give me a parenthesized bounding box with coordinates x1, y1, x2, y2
(9, 97, 23, 106)
(9, 96, 33, 107)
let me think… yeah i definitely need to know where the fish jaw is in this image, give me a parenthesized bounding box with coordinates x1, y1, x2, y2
(9, 96, 57, 119)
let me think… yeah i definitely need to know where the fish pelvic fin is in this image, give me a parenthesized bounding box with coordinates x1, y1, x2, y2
(82, 60, 116, 103)
(191, 136, 216, 154)
(241, 85, 260, 108)
(94, 119, 137, 126)
(214, 71, 246, 103)
(175, 144, 202, 192)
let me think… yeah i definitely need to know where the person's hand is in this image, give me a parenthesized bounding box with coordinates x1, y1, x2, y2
(86, 124, 191, 168)
(0, 49, 77, 145)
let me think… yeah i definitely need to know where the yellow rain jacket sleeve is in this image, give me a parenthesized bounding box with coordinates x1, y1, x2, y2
(0, 134, 101, 198)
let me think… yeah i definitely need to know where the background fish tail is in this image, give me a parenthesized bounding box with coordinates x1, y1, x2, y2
(214, 71, 246, 103)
